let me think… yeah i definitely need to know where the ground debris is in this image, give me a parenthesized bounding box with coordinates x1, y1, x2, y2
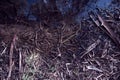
(0, 8, 120, 80)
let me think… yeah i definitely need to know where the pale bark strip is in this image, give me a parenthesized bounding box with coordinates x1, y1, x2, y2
(7, 34, 18, 80)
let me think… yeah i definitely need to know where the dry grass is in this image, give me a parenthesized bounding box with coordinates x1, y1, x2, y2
(0, 8, 120, 80)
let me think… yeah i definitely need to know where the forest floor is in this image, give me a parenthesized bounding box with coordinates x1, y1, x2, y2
(0, 1, 120, 80)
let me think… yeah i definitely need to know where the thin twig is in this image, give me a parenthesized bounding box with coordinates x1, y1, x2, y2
(7, 34, 18, 80)
(7, 62, 14, 80)
(19, 48, 22, 80)
(81, 39, 100, 58)
(62, 25, 81, 44)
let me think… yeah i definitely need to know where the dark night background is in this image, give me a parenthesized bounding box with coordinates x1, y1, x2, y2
(0, 0, 119, 24)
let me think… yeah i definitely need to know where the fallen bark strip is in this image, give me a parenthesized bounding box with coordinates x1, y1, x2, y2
(7, 34, 18, 80)
(89, 12, 120, 49)
(19, 48, 22, 80)
(97, 14, 120, 46)
(80, 39, 100, 58)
